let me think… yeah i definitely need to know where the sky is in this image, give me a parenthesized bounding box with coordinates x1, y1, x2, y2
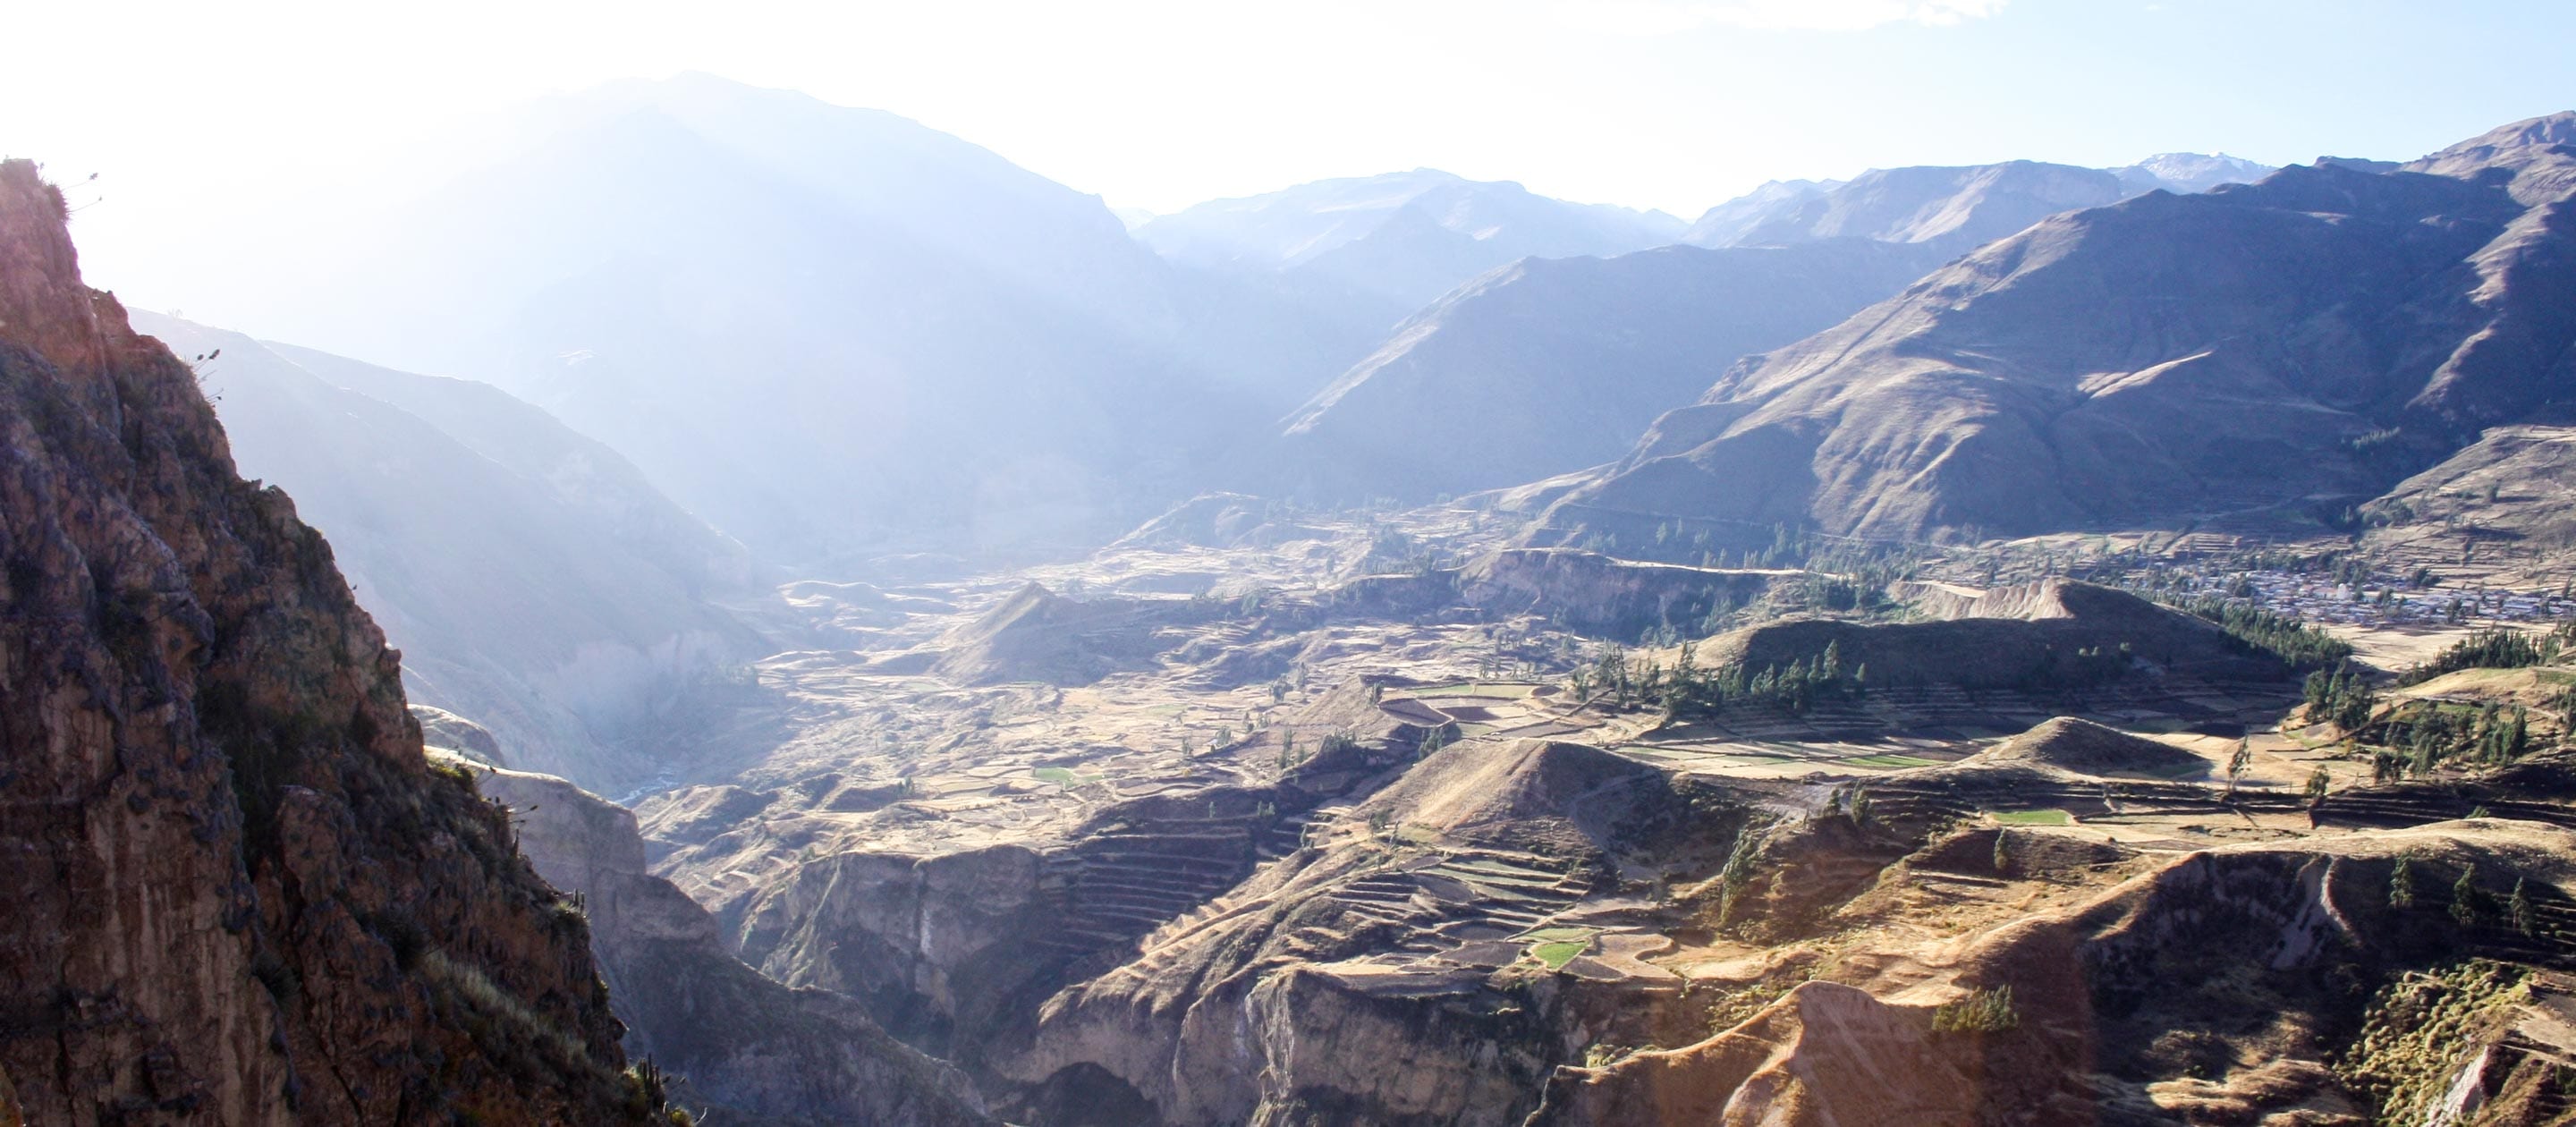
(7, 0, 2574, 297)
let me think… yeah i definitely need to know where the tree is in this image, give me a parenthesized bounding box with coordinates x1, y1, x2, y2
(2224, 739, 2253, 801)
(2390, 852, 2417, 910)
(2510, 877, 2537, 936)
(2453, 864, 2493, 927)
(1416, 726, 1447, 760)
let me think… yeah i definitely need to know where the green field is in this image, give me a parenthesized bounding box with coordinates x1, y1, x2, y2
(1410, 682, 1539, 699)
(1033, 767, 1090, 785)
(1844, 754, 1944, 769)
(1532, 940, 1589, 970)
(1994, 809, 2073, 826)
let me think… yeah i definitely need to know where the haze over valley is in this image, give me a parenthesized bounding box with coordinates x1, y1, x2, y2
(10, 7, 2576, 1125)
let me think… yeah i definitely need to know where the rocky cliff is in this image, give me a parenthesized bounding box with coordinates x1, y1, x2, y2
(0, 158, 671, 1123)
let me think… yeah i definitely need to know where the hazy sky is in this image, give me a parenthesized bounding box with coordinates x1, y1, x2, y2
(9, 0, 2573, 294)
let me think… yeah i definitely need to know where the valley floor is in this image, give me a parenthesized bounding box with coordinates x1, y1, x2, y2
(607, 502, 2576, 1126)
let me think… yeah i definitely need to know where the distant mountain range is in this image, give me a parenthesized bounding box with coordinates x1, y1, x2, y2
(190, 73, 1337, 570)
(1680, 154, 2275, 251)
(1263, 153, 2275, 505)
(1526, 113, 2576, 550)
(2115, 151, 2278, 194)
(134, 71, 2575, 586)
(1137, 169, 1687, 312)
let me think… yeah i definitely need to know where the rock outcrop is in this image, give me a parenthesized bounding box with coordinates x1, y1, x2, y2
(0, 157, 665, 1123)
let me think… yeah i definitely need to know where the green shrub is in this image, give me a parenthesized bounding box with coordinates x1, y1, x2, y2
(1931, 986, 2021, 1034)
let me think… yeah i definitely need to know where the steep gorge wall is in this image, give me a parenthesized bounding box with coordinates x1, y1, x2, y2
(468, 758, 995, 1126)
(0, 159, 657, 1125)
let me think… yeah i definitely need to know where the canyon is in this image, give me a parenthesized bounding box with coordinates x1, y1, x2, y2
(9, 72, 2576, 1127)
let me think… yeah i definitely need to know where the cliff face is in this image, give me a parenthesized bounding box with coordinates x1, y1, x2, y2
(461, 753, 994, 1126)
(0, 159, 657, 1124)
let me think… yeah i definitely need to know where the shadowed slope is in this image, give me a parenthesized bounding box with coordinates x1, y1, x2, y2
(134, 313, 758, 790)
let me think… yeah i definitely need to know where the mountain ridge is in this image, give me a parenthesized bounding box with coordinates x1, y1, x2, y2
(1530, 114, 2576, 548)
